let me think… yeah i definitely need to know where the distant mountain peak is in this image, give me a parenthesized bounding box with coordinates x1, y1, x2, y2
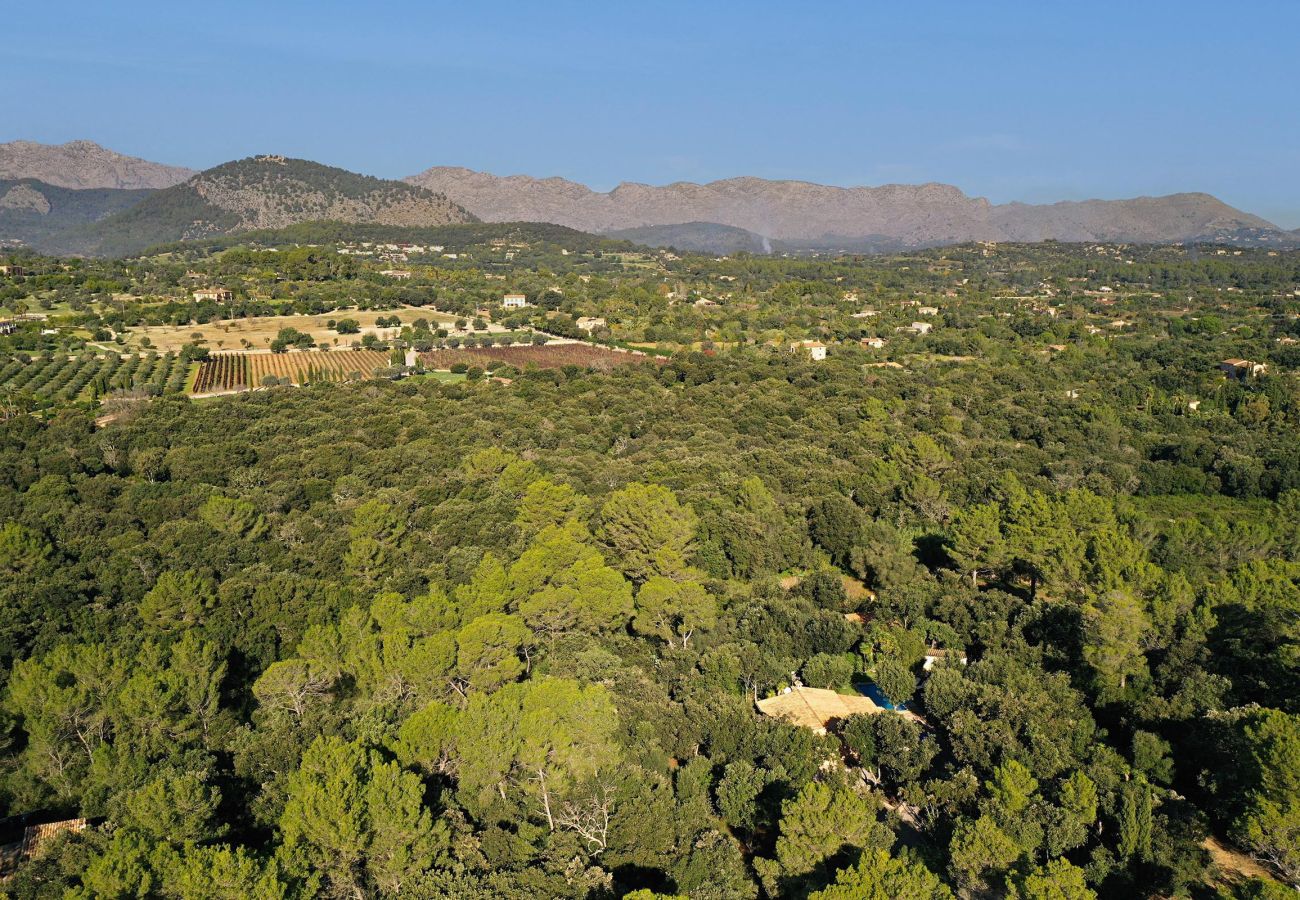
(0, 139, 196, 190)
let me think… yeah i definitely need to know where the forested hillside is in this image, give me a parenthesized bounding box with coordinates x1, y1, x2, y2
(0, 179, 153, 249)
(0, 240, 1297, 898)
(40, 157, 475, 257)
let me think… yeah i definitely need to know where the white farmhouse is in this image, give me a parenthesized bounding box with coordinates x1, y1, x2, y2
(789, 340, 827, 361)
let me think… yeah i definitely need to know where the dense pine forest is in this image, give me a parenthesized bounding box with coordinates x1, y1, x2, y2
(0, 235, 1297, 898)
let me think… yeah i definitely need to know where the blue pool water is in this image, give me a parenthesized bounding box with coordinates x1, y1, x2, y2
(857, 682, 909, 711)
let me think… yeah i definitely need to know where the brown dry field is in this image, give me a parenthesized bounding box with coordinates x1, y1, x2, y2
(128, 307, 477, 353)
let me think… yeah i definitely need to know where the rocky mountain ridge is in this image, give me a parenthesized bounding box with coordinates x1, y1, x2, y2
(406, 166, 1290, 248)
(0, 140, 195, 190)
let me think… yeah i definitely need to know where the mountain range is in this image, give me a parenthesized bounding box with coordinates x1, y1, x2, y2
(406, 167, 1292, 249)
(0, 140, 1296, 256)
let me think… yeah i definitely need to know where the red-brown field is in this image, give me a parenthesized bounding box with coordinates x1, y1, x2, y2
(420, 343, 663, 371)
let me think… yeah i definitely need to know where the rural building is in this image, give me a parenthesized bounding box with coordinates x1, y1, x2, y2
(380, 269, 412, 280)
(907, 322, 933, 335)
(2, 817, 89, 875)
(502, 293, 529, 308)
(192, 288, 233, 303)
(0, 265, 26, 277)
(20, 818, 87, 857)
(1221, 358, 1267, 379)
(789, 340, 827, 361)
(576, 317, 607, 331)
(917, 306, 939, 316)
(922, 649, 968, 672)
(861, 336, 886, 349)
(757, 686, 886, 734)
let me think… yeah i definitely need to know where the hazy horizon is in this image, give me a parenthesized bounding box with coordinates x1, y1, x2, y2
(4, 0, 1298, 228)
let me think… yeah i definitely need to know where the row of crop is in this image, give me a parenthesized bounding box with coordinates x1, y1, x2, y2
(0, 352, 191, 404)
(58, 356, 105, 402)
(4, 354, 63, 394)
(248, 350, 389, 387)
(165, 355, 190, 394)
(105, 354, 140, 392)
(193, 355, 250, 393)
(19, 355, 97, 399)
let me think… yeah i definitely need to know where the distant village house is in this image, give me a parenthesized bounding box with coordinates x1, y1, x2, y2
(1221, 358, 1267, 379)
(861, 336, 886, 349)
(907, 322, 933, 335)
(789, 339, 827, 361)
(380, 269, 412, 280)
(192, 288, 233, 303)
(502, 293, 529, 309)
(0, 265, 26, 277)
(576, 317, 607, 331)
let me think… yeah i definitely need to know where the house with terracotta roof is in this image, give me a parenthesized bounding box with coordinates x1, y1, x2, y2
(789, 340, 827, 361)
(1221, 358, 1267, 379)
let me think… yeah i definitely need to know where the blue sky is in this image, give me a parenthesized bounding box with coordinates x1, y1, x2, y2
(5, 1, 1298, 226)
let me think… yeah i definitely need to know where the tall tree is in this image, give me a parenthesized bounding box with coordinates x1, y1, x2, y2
(599, 482, 698, 582)
(811, 848, 953, 900)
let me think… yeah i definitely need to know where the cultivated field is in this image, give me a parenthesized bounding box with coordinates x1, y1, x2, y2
(0, 351, 190, 403)
(249, 349, 390, 386)
(420, 344, 664, 371)
(193, 354, 250, 393)
(193, 349, 391, 393)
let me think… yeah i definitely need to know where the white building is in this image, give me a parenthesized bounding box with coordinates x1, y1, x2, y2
(789, 340, 827, 361)
(576, 317, 607, 331)
(192, 288, 233, 303)
(502, 293, 529, 309)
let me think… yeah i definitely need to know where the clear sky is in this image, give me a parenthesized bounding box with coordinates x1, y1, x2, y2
(5, 0, 1298, 227)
